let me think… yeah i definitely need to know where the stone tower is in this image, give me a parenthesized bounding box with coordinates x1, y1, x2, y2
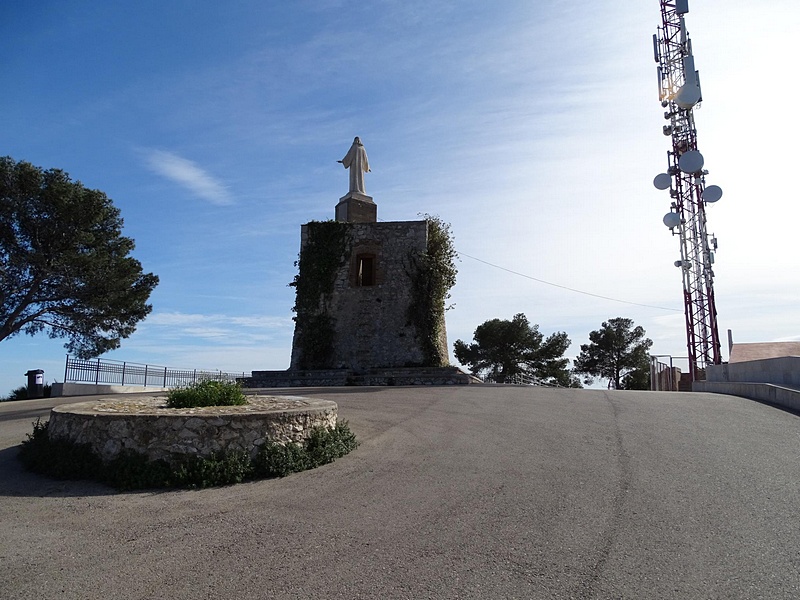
(289, 188, 450, 372)
(243, 138, 476, 387)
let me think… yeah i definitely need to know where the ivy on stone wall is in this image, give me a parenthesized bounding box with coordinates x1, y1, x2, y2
(407, 215, 458, 367)
(290, 220, 351, 369)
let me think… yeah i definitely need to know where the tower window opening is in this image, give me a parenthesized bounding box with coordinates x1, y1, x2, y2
(357, 254, 376, 286)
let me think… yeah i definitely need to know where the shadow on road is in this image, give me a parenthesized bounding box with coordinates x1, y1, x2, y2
(0, 444, 118, 499)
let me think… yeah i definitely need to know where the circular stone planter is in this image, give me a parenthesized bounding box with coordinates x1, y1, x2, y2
(47, 395, 337, 465)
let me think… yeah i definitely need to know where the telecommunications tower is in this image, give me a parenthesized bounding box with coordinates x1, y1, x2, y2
(652, 0, 722, 380)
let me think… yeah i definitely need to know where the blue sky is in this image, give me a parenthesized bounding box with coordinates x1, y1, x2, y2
(2, 0, 799, 394)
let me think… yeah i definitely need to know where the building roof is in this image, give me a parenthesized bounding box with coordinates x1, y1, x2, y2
(729, 342, 800, 363)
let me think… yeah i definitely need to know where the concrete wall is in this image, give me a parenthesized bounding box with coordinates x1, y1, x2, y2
(694, 356, 800, 412)
(652, 366, 682, 391)
(705, 356, 800, 388)
(693, 380, 800, 412)
(51, 382, 169, 397)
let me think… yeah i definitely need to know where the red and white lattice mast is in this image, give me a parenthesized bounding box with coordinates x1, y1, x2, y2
(652, 0, 722, 380)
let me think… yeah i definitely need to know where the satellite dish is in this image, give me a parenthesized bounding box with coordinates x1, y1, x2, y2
(653, 173, 672, 190)
(675, 81, 701, 109)
(663, 212, 681, 228)
(702, 185, 723, 203)
(678, 150, 704, 174)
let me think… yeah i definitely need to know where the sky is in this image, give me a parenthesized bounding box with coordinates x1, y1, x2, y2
(1, 0, 799, 395)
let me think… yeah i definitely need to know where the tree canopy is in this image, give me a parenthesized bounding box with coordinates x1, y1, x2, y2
(0, 156, 158, 358)
(453, 313, 580, 387)
(573, 317, 652, 390)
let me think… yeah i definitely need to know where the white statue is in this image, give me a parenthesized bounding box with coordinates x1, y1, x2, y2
(338, 136, 370, 194)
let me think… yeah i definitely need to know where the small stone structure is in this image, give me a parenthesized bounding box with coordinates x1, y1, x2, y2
(47, 396, 337, 465)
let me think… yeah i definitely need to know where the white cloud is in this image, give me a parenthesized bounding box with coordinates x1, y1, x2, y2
(101, 312, 297, 372)
(144, 311, 292, 333)
(144, 150, 234, 205)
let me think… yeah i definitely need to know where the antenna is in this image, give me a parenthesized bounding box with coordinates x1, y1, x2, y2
(652, 0, 723, 381)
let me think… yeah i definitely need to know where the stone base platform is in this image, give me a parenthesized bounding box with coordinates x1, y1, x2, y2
(47, 395, 337, 465)
(241, 366, 482, 388)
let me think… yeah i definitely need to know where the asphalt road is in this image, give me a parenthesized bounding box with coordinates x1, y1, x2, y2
(1, 386, 799, 599)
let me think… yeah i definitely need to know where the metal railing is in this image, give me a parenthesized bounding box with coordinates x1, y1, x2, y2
(650, 357, 673, 391)
(64, 356, 247, 389)
(649, 355, 688, 391)
(482, 372, 561, 387)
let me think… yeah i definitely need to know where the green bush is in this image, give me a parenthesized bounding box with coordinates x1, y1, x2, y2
(306, 421, 360, 467)
(166, 379, 247, 409)
(103, 451, 174, 491)
(18, 419, 359, 490)
(3, 386, 29, 401)
(18, 418, 103, 479)
(171, 451, 253, 489)
(2, 384, 52, 402)
(253, 439, 310, 477)
(252, 421, 360, 478)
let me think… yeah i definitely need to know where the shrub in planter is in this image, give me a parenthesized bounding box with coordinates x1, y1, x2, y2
(18, 418, 359, 490)
(166, 379, 246, 409)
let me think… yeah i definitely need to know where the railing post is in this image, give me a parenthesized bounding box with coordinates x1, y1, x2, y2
(144, 364, 148, 387)
(163, 367, 168, 388)
(64, 355, 69, 384)
(121, 362, 126, 386)
(95, 359, 100, 385)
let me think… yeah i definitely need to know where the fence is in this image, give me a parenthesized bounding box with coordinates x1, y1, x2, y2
(649, 355, 685, 391)
(483, 372, 561, 387)
(63, 356, 247, 389)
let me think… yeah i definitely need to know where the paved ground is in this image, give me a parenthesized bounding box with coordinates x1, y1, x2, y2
(1, 386, 799, 599)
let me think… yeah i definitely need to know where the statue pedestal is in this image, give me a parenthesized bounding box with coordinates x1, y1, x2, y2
(336, 192, 376, 223)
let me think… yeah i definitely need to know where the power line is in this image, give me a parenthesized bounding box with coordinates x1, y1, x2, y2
(377, 215, 681, 313)
(456, 251, 682, 313)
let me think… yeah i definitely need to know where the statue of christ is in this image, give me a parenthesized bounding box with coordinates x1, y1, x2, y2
(338, 136, 370, 194)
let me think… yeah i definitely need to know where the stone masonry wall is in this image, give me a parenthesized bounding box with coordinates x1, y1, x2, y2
(243, 367, 480, 387)
(290, 220, 449, 371)
(47, 396, 337, 465)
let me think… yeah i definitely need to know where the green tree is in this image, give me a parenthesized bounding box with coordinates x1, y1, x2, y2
(0, 157, 158, 358)
(573, 317, 652, 390)
(454, 313, 580, 386)
(408, 214, 458, 366)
